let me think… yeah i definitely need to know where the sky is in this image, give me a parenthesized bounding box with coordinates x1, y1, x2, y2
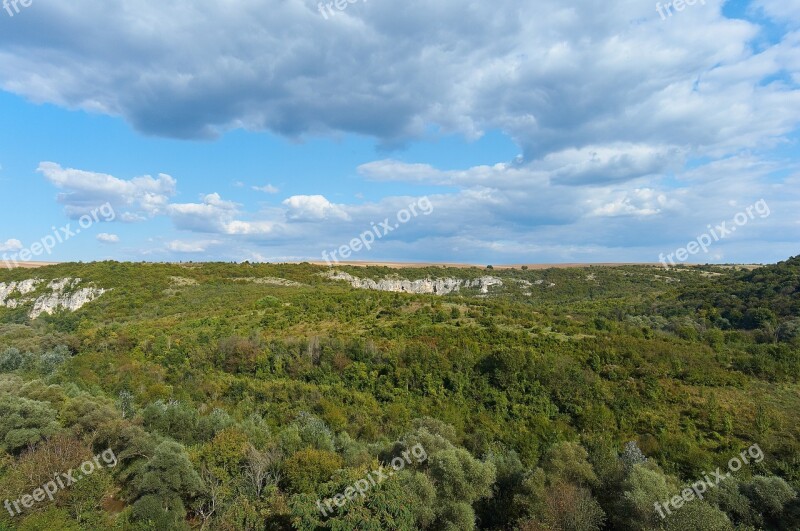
(0, 0, 798, 266)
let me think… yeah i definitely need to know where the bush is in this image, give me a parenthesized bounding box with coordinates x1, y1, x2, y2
(131, 494, 190, 530)
(741, 476, 796, 519)
(142, 400, 199, 444)
(37, 345, 70, 374)
(0, 348, 32, 373)
(0, 394, 60, 453)
(283, 448, 343, 493)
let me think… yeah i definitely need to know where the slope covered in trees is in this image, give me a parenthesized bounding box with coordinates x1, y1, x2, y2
(0, 258, 797, 530)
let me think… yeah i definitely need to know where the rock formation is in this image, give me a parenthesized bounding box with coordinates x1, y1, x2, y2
(0, 278, 108, 319)
(324, 270, 503, 295)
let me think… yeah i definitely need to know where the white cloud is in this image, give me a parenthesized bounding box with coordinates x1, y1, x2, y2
(0, 239, 23, 252)
(754, 0, 800, 24)
(37, 162, 176, 220)
(96, 233, 120, 244)
(588, 188, 670, 217)
(166, 193, 282, 235)
(167, 193, 240, 233)
(282, 195, 350, 222)
(540, 145, 683, 186)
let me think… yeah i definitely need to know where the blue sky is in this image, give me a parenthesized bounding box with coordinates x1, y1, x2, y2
(0, 0, 798, 265)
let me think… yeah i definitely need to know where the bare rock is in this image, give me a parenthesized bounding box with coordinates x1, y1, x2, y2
(0, 277, 108, 319)
(324, 270, 503, 295)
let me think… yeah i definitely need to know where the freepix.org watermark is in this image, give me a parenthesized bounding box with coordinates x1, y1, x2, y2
(2, 0, 32, 17)
(316, 443, 427, 517)
(317, 0, 366, 20)
(322, 197, 433, 265)
(4, 448, 118, 517)
(656, 0, 705, 21)
(2, 203, 116, 269)
(658, 199, 770, 269)
(654, 443, 764, 519)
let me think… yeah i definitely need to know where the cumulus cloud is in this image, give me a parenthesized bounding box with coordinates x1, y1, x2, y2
(37, 162, 176, 220)
(588, 188, 671, 218)
(0, 239, 23, 252)
(282, 195, 350, 222)
(167, 193, 240, 233)
(540, 145, 684, 186)
(166, 193, 282, 236)
(96, 233, 120, 244)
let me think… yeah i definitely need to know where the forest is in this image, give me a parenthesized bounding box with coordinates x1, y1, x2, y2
(0, 257, 797, 530)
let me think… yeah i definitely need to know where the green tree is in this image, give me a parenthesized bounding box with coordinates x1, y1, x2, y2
(131, 440, 203, 529)
(618, 464, 672, 531)
(291, 470, 436, 531)
(283, 448, 343, 494)
(741, 476, 796, 525)
(0, 394, 60, 452)
(542, 441, 599, 488)
(662, 501, 732, 531)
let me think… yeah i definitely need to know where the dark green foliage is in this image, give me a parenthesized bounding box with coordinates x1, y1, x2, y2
(131, 494, 190, 530)
(130, 440, 203, 528)
(0, 348, 27, 372)
(0, 394, 60, 452)
(134, 440, 203, 498)
(740, 476, 796, 525)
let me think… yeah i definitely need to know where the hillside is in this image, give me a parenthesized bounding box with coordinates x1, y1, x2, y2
(0, 259, 797, 530)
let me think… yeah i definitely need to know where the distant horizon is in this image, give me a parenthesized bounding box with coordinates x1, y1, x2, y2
(3, 260, 775, 271)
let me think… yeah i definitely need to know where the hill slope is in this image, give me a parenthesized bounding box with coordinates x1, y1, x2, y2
(0, 259, 797, 530)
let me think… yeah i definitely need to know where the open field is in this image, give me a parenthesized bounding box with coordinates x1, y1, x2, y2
(9, 261, 765, 271)
(2, 261, 59, 269)
(305, 261, 664, 269)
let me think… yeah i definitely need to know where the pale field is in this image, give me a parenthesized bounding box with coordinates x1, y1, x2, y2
(3, 262, 59, 269)
(7, 261, 763, 271)
(306, 261, 663, 269)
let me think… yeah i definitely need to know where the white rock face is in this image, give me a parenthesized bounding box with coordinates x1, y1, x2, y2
(467, 276, 504, 293)
(0, 279, 43, 302)
(0, 277, 107, 319)
(324, 270, 503, 295)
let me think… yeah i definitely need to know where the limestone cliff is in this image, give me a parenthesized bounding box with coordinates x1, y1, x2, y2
(324, 270, 503, 295)
(0, 278, 108, 319)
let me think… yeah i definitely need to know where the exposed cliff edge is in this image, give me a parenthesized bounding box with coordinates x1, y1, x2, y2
(0, 278, 108, 319)
(323, 270, 503, 295)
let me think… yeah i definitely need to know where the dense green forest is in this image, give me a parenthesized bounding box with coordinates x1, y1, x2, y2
(0, 257, 797, 530)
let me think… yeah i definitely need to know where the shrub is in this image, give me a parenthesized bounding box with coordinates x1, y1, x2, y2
(283, 448, 343, 493)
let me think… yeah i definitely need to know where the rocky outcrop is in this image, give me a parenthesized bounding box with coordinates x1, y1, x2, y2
(0, 278, 108, 319)
(324, 270, 503, 295)
(0, 279, 41, 304)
